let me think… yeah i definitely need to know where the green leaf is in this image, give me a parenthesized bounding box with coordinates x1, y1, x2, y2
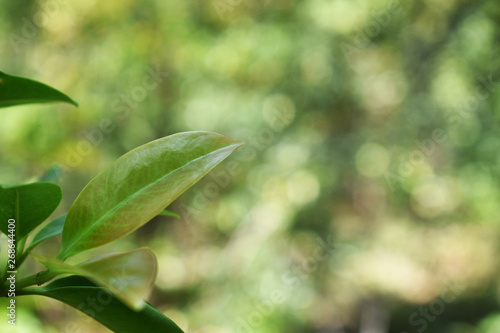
(38, 165, 63, 182)
(34, 248, 157, 310)
(58, 131, 242, 259)
(0, 71, 78, 108)
(26, 215, 66, 252)
(0, 182, 62, 240)
(19, 276, 184, 333)
(158, 210, 180, 218)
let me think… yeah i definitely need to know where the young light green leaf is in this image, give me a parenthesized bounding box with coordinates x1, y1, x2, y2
(0, 71, 78, 108)
(58, 131, 242, 259)
(19, 276, 184, 332)
(0, 182, 62, 240)
(26, 215, 66, 252)
(158, 210, 180, 218)
(33, 248, 157, 310)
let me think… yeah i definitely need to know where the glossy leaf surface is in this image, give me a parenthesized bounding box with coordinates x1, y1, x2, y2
(58, 131, 241, 259)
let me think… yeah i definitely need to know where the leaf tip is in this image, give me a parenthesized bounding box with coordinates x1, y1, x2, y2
(68, 98, 79, 107)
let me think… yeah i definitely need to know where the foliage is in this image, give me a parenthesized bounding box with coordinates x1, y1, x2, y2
(2, 1, 500, 332)
(0, 72, 240, 332)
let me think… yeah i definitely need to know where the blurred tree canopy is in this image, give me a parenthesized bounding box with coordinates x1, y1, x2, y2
(1, 0, 500, 332)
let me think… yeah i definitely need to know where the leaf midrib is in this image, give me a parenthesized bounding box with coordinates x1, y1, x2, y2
(60, 143, 240, 258)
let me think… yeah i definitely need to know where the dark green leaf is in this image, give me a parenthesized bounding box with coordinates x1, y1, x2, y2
(19, 276, 184, 333)
(26, 215, 66, 252)
(0, 71, 77, 108)
(0, 182, 62, 239)
(58, 131, 242, 259)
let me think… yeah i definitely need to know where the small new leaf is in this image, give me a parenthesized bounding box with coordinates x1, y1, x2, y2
(33, 248, 157, 310)
(158, 210, 180, 218)
(26, 215, 66, 252)
(38, 165, 63, 182)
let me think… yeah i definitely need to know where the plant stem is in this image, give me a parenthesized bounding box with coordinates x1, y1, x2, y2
(1, 235, 27, 283)
(11, 270, 57, 290)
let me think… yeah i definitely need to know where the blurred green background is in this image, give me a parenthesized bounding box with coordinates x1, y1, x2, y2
(1, 0, 500, 332)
